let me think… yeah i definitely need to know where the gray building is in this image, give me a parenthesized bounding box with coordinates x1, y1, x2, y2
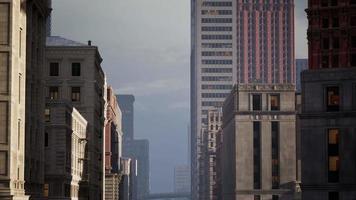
(296, 59, 308, 93)
(222, 84, 298, 200)
(0, 1, 28, 199)
(117, 95, 135, 141)
(45, 36, 107, 199)
(120, 158, 138, 200)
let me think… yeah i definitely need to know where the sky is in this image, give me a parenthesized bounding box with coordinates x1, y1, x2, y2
(52, 0, 308, 193)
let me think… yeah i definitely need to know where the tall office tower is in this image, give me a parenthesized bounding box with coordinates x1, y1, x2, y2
(222, 85, 297, 200)
(45, 36, 107, 199)
(300, 1, 356, 199)
(173, 165, 191, 200)
(117, 95, 135, 141)
(190, 1, 295, 199)
(295, 59, 308, 93)
(0, 1, 28, 199)
(200, 109, 222, 200)
(105, 86, 123, 200)
(24, 0, 51, 198)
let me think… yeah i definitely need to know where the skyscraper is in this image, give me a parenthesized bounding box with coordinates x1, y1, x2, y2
(295, 59, 308, 93)
(300, 0, 356, 199)
(190, 1, 295, 199)
(117, 95, 135, 141)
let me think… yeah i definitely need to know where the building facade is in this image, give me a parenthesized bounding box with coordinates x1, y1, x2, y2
(116, 95, 135, 141)
(174, 165, 191, 199)
(24, 0, 51, 198)
(45, 36, 106, 199)
(300, 0, 356, 199)
(296, 59, 308, 93)
(120, 158, 137, 200)
(190, 1, 295, 198)
(222, 84, 297, 200)
(0, 1, 28, 199)
(44, 101, 87, 199)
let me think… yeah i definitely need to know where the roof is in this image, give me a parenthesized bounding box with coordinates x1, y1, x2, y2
(46, 36, 88, 47)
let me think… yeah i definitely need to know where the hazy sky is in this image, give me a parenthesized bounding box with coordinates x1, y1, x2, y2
(52, 0, 308, 193)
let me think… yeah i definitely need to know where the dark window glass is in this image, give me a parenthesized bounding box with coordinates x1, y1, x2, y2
(322, 55, 329, 68)
(326, 86, 340, 111)
(272, 195, 279, 200)
(323, 38, 330, 49)
(332, 18, 339, 27)
(351, 53, 356, 67)
(328, 129, 340, 183)
(49, 87, 59, 100)
(272, 122, 279, 189)
(71, 87, 81, 102)
(270, 95, 280, 111)
(45, 132, 48, 147)
(351, 0, 356, 5)
(253, 94, 262, 111)
(332, 37, 339, 49)
(351, 36, 356, 48)
(332, 55, 339, 68)
(321, 0, 328, 6)
(331, 0, 338, 6)
(322, 18, 329, 28)
(72, 63, 81, 76)
(253, 122, 261, 190)
(49, 63, 59, 76)
(329, 192, 339, 200)
(351, 16, 356, 26)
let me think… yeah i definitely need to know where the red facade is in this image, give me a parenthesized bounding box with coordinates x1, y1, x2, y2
(307, 0, 356, 69)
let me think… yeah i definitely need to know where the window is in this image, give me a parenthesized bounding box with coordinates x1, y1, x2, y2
(43, 183, 49, 197)
(351, 0, 356, 5)
(45, 108, 50, 122)
(272, 195, 279, 200)
(332, 55, 339, 68)
(45, 132, 48, 147)
(322, 55, 329, 68)
(49, 62, 59, 76)
(49, 87, 59, 100)
(72, 63, 81, 76)
(323, 38, 330, 49)
(272, 122, 280, 189)
(322, 18, 329, 28)
(329, 192, 339, 200)
(253, 122, 261, 190)
(351, 16, 356, 26)
(0, 3, 10, 45)
(326, 86, 340, 111)
(270, 95, 280, 111)
(252, 94, 262, 111)
(331, 0, 338, 6)
(321, 0, 328, 6)
(71, 87, 81, 102)
(332, 18, 339, 27)
(351, 36, 356, 48)
(332, 37, 339, 49)
(328, 129, 340, 183)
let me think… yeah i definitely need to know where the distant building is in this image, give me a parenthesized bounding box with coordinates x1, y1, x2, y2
(123, 139, 150, 200)
(117, 95, 135, 141)
(43, 101, 87, 199)
(300, 1, 356, 199)
(120, 158, 138, 200)
(0, 1, 28, 199)
(296, 59, 308, 93)
(222, 84, 298, 200)
(105, 86, 123, 200)
(45, 36, 107, 199)
(174, 165, 191, 194)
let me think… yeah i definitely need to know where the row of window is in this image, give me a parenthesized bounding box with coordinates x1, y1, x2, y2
(202, 2, 232, 7)
(202, 84, 233, 90)
(202, 93, 229, 98)
(321, 16, 356, 28)
(50, 62, 81, 76)
(202, 43, 232, 48)
(201, 10, 232, 15)
(202, 18, 232, 23)
(202, 68, 232, 73)
(202, 34, 232, 40)
(252, 94, 280, 111)
(202, 51, 232, 56)
(202, 76, 232, 82)
(320, 0, 356, 7)
(202, 101, 224, 107)
(321, 53, 356, 68)
(202, 59, 232, 65)
(48, 86, 81, 102)
(322, 36, 356, 50)
(202, 26, 232, 32)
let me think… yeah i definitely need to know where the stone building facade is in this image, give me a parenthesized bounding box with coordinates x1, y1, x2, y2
(300, 1, 356, 199)
(45, 36, 106, 199)
(43, 101, 87, 199)
(0, 1, 28, 199)
(222, 84, 297, 200)
(24, 0, 51, 198)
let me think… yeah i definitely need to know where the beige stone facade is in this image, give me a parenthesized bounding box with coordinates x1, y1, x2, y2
(45, 36, 106, 199)
(44, 100, 87, 199)
(222, 84, 298, 200)
(0, 0, 28, 199)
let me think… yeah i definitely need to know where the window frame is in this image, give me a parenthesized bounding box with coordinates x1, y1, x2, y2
(270, 94, 280, 111)
(326, 86, 341, 112)
(71, 86, 81, 102)
(72, 62, 81, 76)
(49, 62, 59, 76)
(252, 94, 262, 111)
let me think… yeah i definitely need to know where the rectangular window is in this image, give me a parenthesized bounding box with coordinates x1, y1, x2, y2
(49, 63, 59, 76)
(322, 55, 329, 68)
(332, 17, 339, 27)
(0, 151, 7, 175)
(270, 95, 280, 111)
(272, 195, 279, 200)
(331, 0, 338, 6)
(0, 52, 9, 94)
(321, 0, 328, 6)
(328, 129, 340, 183)
(272, 122, 280, 189)
(332, 37, 339, 49)
(351, 53, 356, 67)
(72, 63, 81, 76)
(326, 86, 340, 111)
(351, 16, 356, 26)
(49, 87, 59, 100)
(43, 183, 49, 197)
(253, 121, 261, 190)
(329, 192, 339, 200)
(45, 108, 50, 122)
(0, 102, 8, 144)
(0, 3, 10, 45)
(332, 55, 339, 68)
(45, 132, 48, 147)
(322, 18, 329, 28)
(351, 36, 356, 48)
(323, 38, 330, 49)
(252, 94, 262, 111)
(71, 87, 81, 102)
